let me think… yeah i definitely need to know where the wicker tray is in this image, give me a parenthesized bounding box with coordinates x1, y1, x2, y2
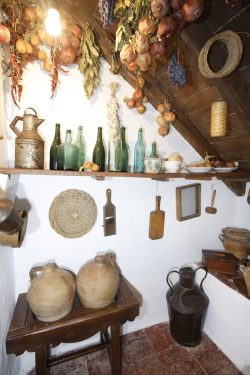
(49, 189, 97, 238)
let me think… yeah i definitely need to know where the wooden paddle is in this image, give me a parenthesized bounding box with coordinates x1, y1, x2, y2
(103, 189, 116, 236)
(149, 195, 165, 240)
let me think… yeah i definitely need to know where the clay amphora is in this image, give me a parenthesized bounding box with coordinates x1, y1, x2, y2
(166, 265, 209, 347)
(27, 263, 75, 322)
(76, 252, 120, 309)
(10, 107, 44, 169)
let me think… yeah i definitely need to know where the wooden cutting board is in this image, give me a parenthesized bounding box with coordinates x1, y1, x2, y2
(149, 195, 165, 240)
(103, 188, 116, 236)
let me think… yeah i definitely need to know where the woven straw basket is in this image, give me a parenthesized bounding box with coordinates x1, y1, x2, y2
(199, 30, 243, 79)
(49, 189, 97, 238)
(210, 101, 228, 137)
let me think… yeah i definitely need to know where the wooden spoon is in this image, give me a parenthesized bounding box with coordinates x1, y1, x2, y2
(205, 189, 217, 214)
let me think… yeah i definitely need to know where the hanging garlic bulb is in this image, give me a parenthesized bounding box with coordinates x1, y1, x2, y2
(107, 82, 120, 141)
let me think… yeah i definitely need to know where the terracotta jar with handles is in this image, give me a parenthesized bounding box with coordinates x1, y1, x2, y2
(76, 252, 120, 309)
(27, 263, 75, 322)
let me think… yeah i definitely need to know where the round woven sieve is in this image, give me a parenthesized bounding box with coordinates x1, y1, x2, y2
(49, 189, 97, 238)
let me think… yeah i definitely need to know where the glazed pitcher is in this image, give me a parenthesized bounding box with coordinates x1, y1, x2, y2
(10, 108, 45, 169)
(166, 265, 209, 347)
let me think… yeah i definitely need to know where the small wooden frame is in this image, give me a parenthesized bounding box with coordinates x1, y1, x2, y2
(176, 183, 201, 221)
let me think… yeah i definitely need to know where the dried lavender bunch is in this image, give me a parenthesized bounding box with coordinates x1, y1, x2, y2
(167, 52, 186, 87)
(99, 0, 116, 29)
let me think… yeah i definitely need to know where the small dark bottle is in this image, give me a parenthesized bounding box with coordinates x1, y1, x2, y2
(50, 123, 61, 170)
(92, 127, 105, 171)
(121, 127, 129, 172)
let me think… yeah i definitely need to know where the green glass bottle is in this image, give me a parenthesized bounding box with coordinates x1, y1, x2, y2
(74, 126, 85, 169)
(134, 128, 145, 173)
(57, 130, 79, 171)
(121, 127, 129, 172)
(150, 142, 158, 158)
(49, 123, 61, 170)
(92, 127, 105, 171)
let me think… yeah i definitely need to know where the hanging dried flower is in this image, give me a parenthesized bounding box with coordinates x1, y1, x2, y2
(167, 52, 185, 87)
(99, 0, 116, 29)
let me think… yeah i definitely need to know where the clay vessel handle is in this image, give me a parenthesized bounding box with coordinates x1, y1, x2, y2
(219, 234, 224, 242)
(29, 266, 44, 280)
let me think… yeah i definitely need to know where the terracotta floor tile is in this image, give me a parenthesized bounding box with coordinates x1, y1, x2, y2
(122, 354, 166, 375)
(211, 364, 242, 375)
(121, 329, 154, 367)
(86, 348, 111, 375)
(50, 356, 89, 375)
(158, 344, 206, 375)
(26, 324, 241, 375)
(189, 336, 234, 375)
(144, 322, 176, 353)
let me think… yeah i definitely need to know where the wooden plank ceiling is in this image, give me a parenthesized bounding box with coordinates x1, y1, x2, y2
(57, 0, 250, 169)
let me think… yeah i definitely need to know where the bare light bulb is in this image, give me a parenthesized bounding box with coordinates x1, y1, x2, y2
(45, 8, 61, 37)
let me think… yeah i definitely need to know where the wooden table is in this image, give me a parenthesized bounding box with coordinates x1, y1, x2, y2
(6, 275, 140, 375)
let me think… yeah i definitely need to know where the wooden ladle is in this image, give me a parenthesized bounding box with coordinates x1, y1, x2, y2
(205, 189, 217, 214)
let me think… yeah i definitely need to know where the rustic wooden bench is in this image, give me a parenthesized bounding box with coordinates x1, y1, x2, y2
(6, 275, 140, 375)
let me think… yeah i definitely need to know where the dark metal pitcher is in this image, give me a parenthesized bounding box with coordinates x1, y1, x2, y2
(166, 265, 209, 347)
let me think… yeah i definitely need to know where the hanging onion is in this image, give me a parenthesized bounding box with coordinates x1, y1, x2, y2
(0, 25, 11, 44)
(138, 16, 157, 35)
(182, 0, 204, 22)
(120, 43, 137, 65)
(151, 0, 170, 19)
(157, 16, 178, 37)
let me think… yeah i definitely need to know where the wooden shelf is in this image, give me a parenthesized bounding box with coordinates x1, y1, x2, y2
(0, 168, 249, 195)
(0, 167, 249, 179)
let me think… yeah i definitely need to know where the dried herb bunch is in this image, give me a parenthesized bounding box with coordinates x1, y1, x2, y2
(1, 0, 101, 106)
(78, 24, 100, 99)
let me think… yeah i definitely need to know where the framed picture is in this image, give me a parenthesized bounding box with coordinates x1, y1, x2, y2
(176, 183, 201, 221)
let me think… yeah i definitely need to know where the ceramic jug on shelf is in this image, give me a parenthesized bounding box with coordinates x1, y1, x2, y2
(10, 108, 45, 169)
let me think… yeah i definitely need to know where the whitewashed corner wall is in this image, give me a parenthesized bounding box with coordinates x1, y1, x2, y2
(1, 58, 250, 375)
(0, 55, 20, 375)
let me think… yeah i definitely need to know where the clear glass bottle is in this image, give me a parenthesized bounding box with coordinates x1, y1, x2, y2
(108, 133, 122, 172)
(121, 127, 129, 172)
(150, 142, 158, 158)
(50, 123, 61, 170)
(57, 130, 79, 171)
(74, 126, 85, 169)
(92, 127, 105, 172)
(134, 128, 145, 173)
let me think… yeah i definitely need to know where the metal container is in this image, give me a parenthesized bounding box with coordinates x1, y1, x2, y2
(166, 265, 209, 347)
(0, 198, 24, 234)
(10, 107, 45, 169)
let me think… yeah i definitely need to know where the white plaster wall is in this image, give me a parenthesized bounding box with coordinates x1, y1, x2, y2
(2, 59, 249, 374)
(0, 55, 19, 375)
(203, 183, 250, 375)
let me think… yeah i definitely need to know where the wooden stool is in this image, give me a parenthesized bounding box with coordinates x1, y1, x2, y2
(6, 275, 140, 375)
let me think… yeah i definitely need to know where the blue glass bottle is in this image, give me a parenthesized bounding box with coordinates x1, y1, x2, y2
(134, 128, 145, 173)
